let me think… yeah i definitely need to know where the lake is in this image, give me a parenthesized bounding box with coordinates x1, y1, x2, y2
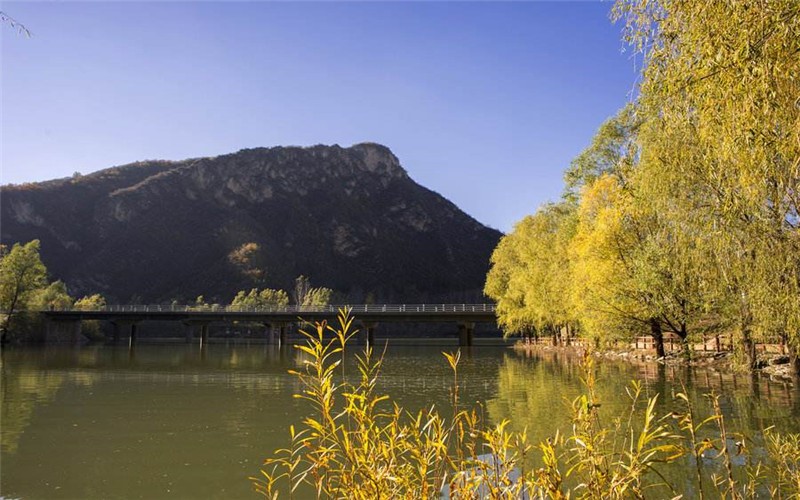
(2, 341, 798, 498)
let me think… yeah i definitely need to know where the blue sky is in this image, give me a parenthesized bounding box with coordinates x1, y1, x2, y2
(1, 1, 636, 232)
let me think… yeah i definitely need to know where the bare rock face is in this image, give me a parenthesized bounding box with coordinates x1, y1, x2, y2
(1, 143, 501, 303)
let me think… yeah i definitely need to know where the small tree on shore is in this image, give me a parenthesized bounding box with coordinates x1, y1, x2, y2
(231, 288, 289, 309)
(0, 240, 47, 343)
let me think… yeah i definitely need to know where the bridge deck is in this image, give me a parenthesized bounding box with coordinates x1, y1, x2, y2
(43, 304, 497, 324)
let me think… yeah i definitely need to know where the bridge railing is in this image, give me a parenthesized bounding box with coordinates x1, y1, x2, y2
(46, 304, 497, 314)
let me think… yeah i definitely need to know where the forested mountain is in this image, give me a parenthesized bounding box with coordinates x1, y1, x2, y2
(1, 143, 501, 303)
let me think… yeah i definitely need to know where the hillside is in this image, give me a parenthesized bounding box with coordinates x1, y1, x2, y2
(1, 144, 502, 304)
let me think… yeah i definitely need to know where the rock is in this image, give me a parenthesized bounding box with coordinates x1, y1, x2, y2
(764, 364, 796, 384)
(770, 355, 790, 366)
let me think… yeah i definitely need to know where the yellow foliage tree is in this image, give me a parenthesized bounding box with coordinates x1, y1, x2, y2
(485, 202, 576, 341)
(614, 0, 800, 369)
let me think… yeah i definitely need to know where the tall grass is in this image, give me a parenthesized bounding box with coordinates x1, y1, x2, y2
(251, 308, 800, 498)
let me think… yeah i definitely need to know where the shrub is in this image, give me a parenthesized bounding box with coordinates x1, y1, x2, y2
(252, 308, 800, 498)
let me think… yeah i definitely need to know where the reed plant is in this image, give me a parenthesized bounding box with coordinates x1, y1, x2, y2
(251, 308, 800, 499)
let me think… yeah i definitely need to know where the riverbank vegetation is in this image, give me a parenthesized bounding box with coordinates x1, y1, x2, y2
(0, 240, 107, 343)
(192, 276, 333, 311)
(485, 0, 800, 373)
(1, 238, 335, 341)
(253, 308, 800, 498)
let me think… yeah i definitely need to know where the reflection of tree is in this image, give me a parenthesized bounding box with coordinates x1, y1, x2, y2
(1, 349, 107, 455)
(1, 353, 292, 456)
(486, 352, 596, 444)
(2, 368, 65, 454)
(488, 349, 800, 493)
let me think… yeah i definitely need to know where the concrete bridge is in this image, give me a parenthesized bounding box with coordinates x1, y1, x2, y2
(42, 304, 497, 347)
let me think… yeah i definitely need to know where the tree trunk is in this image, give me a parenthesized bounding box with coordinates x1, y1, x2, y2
(650, 318, 665, 358)
(678, 323, 691, 361)
(741, 324, 757, 370)
(787, 338, 800, 381)
(681, 337, 691, 361)
(1, 293, 20, 345)
(0, 313, 9, 344)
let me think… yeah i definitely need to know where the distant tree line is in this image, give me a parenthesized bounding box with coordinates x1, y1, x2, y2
(192, 276, 333, 311)
(0, 240, 338, 341)
(486, 0, 800, 373)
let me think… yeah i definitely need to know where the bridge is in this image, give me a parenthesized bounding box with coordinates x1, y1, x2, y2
(42, 304, 498, 347)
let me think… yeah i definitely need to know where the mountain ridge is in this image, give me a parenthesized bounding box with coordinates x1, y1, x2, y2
(1, 143, 502, 304)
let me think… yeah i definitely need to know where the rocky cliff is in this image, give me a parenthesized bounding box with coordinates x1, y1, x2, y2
(1, 143, 502, 303)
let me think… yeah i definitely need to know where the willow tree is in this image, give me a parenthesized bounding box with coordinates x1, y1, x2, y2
(572, 169, 715, 358)
(485, 202, 577, 341)
(485, 219, 537, 336)
(569, 175, 657, 351)
(487, 106, 702, 352)
(302, 287, 333, 307)
(564, 104, 636, 200)
(33, 281, 73, 310)
(74, 294, 106, 311)
(74, 294, 107, 339)
(614, 0, 800, 369)
(566, 103, 713, 357)
(0, 240, 47, 342)
(231, 288, 290, 309)
(627, 104, 734, 355)
(292, 276, 333, 308)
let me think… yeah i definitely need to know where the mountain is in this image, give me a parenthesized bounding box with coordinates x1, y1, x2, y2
(1, 143, 502, 304)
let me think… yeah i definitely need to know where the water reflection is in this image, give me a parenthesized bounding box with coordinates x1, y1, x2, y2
(486, 349, 800, 496)
(1, 344, 796, 499)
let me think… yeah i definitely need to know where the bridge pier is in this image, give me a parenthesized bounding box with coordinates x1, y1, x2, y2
(183, 322, 194, 343)
(264, 322, 287, 345)
(359, 322, 377, 346)
(184, 320, 212, 348)
(45, 319, 83, 344)
(458, 322, 475, 347)
(199, 323, 210, 348)
(110, 320, 139, 346)
(263, 323, 275, 345)
(279, 324, 287, 347)
(129, 323, 138, 348)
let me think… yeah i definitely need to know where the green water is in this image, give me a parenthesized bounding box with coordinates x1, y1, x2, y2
(1, 343, 798, 499)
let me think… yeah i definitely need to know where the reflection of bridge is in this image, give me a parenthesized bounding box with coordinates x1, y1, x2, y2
(42, 304, 497, 347)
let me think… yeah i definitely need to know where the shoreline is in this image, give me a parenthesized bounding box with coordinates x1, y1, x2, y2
(511, 341, 798, 385)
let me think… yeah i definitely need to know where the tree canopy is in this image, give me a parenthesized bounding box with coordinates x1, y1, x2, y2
(486, 0, 800, 370)
(1, 240, 48, 341)
(231, 288, 290, 309)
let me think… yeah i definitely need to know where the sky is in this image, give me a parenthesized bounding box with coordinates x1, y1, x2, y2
(1, 1, 637, 233)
